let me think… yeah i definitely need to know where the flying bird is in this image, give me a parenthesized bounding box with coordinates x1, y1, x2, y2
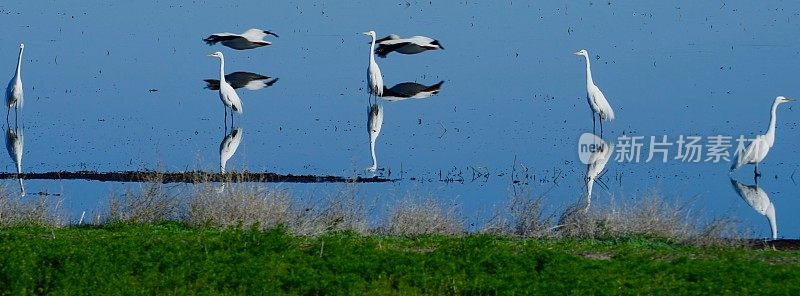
(381, 81, 444, 102)
(205, 71, 279, 91)
(575, 49, 614, 137)
(208, 52, 243, 126)
(362, 31, 383, 102)
(375, 34, 444, 58)
(6, 43, 23, 122)
(730, 96, 794, 178)
(367, 103, 384, 172)
(204, 28, 278, 50)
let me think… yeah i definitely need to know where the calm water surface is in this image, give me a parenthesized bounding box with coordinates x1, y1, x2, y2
(2, 1, 799, 238)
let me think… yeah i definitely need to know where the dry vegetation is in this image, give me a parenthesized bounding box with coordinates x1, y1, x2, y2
(0, 181, 741, 245)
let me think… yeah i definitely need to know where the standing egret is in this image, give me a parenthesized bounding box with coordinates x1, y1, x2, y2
(362, 31, 383, 103)
(374, 34, 444, 58)
(5, 125, 24, 196)
(220, 127, 243, 174)
(6, 43, 23, 123)
(367, 103, 384, 172)
(730, 96, 794, 178)
(729, 177, 777, 240)
(208, 52, 243, 127)
(204, 28, 278, 50)
(585, 140, 612, 212)
(574, 49, 614, 136)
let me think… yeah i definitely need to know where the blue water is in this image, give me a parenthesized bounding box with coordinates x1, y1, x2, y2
(2, 1, 799, 238)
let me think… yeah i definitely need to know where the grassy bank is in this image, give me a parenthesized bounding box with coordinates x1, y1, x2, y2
(1, 223, 798, 294)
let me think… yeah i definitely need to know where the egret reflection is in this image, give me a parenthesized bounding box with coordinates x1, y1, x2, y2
(729, 177, 777, 240)
(584, 138, 612, 212)
(220, 127, 243, 174)
(5, 124, 24, 196)
(381, 81, 444, 102)
(367, 104, 384, 172)
(204, 72, 279, 91)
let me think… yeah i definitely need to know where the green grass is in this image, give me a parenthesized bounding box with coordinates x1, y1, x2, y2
(0, 223, 798, 295)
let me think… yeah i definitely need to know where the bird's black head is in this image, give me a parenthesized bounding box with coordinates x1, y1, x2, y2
(431, 40, 444, 49)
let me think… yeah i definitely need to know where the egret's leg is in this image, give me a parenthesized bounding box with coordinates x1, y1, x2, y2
(600, 119, 604, 138)
(224, 106, 228, 130)
(592, 112, 596, 135)
(754, 162, 761, 178)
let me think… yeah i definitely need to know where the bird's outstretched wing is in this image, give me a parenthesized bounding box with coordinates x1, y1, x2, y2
(375, 42, 408, 58)
(203, 35, 245, 45)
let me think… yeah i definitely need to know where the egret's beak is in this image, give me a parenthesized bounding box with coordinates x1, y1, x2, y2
(573, 51, 582, 55)
(361, 32, 370, 36)
(787, 98, 796, 102)
(207, 53, 215, 56)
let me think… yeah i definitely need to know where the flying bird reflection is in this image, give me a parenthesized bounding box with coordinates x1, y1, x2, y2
(204, 72, 279, 91)
(5, 124, 24, 196)
(367, 104, 384, 172)
(220, 127, 243, 174)
(381, 81, 444, 102)
(729, 177, 777, 240)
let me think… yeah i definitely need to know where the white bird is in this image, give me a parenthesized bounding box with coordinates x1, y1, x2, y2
(374, 34, 444, 58)
(219, 128, 243, 174)
(575, 49, 614, 136)
(204, 28, 278, 50)
(208, 52, 243, 126)
(730, 177, 777, 239)
(6, 43, 23, 122)
(730, 96, 794, 177)
(205, 71, 279, 91)
(381, 81, 444, 102)
(5, 126, 25, 196)
(585, 140, 612, 212)
(362, 31, 383, 102)
(367, 103, 384, 172)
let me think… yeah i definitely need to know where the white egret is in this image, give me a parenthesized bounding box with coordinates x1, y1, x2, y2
(381, 81, 444, 102)
(6, 43, 23, 122)
(374, 34, 444, 58)
(220, 128, 243, 174)
(204, 28, 278, 50)
(362, 31, 383, 102)
(730, 177, 777, 240)
(205, 71, 279, 91)
(208, 52, 243, 127)
(585, 140, 612, 212)
(367, 103, 384, 172)
(730, 96, 794, 178)
(574, 49, 614, 136)
(5, 126, 25, 196)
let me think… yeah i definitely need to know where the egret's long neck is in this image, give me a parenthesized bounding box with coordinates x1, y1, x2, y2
(764, 101, 780, 147)
(15, 47, 23, 80)
(218, 57, 226, 84)
(368, 35, 376, 64)
(583, 55, 594, 86)
(370, 137, 377, 168)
